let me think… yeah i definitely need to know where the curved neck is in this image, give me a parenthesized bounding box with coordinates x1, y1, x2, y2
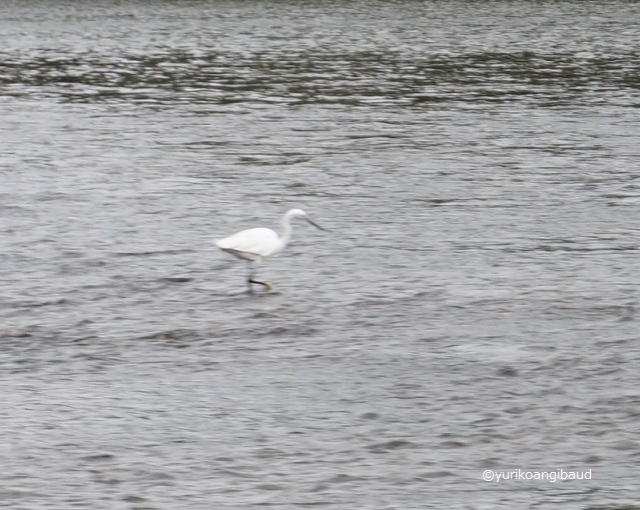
(279, 212, 295, 247)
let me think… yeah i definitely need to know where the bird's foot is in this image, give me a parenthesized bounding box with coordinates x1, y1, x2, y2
(263, 281, 275, 292)
(249, 279, 275, 292)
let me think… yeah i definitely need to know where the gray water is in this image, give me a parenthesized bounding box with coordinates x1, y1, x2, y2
(1, 1, 640, 508)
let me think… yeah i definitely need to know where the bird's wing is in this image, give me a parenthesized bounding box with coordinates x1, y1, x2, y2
(216, 228, 281, 258)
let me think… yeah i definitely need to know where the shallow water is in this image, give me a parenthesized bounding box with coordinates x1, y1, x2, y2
(1, 1, 640, 509)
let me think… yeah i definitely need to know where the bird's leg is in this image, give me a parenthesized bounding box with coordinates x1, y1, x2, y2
(246, 264, 254, 292)
(246, 262, 256, 292)
(246, 261, 274, 292)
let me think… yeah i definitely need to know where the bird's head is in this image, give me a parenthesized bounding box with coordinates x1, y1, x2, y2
(286, 209, 324, 231)
(288, 208, 308, 218)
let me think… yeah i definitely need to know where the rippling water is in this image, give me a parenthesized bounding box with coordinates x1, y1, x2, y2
(1, 1, 640, 509)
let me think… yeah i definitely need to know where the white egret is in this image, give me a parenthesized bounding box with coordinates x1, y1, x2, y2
(216, 209, 324, 291)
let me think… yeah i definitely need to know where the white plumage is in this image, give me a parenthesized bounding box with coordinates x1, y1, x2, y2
(216, 209, 323, 291)
(216, 228, 282, 260)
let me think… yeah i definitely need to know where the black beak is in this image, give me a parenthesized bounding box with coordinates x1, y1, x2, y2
(306, 218, 325, 231)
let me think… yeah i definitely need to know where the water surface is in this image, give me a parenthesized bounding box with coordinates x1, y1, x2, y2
(1, 1, 639, 509)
